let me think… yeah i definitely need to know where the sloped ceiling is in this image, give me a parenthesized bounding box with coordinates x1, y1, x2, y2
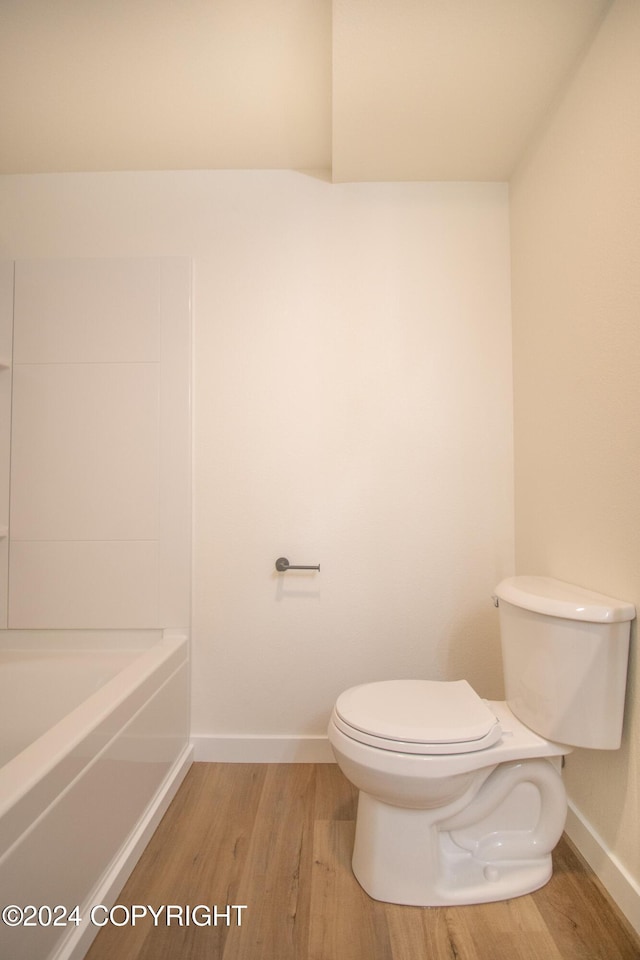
(0, 0, 612, 180)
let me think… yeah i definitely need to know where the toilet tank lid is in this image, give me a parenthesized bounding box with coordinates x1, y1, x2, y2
(496, 576, 636, 623)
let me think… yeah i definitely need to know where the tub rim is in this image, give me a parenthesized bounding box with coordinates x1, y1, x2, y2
(0, 628, 188, 846)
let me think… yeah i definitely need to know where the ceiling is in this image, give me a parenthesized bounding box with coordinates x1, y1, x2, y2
(0, 0, 612, 180)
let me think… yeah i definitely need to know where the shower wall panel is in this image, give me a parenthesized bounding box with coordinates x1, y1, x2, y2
(7, 258, 190, 629)
(0, 262, 12, 627)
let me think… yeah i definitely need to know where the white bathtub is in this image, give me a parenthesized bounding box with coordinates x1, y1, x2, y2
(0, 629, 192, 960)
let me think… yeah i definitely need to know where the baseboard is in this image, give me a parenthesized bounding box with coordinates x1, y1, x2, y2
(191, 734, 335, 763)
(57, 743, 194, 960)
(565, 800, 640, 938)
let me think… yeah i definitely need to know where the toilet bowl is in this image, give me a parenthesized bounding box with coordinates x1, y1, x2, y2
(328, 686, 567, 905)
(328, 577, 635, 906)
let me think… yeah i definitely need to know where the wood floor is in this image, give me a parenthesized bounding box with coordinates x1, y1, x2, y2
(85, 763, 640, 960)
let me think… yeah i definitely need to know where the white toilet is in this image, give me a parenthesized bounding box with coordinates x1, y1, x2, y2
(328, 576, 635, 906)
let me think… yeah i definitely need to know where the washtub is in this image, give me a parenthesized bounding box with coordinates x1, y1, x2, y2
(0, 628, 192, 960)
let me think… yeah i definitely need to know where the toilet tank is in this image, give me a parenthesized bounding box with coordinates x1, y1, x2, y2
(495, 576, 635, 749)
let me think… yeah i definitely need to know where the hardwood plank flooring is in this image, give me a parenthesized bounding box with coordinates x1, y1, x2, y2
(84, 763, 640, 960)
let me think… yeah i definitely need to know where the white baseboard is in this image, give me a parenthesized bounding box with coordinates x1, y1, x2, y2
(565, 800, 640, 938)
(58, 743, 194, 960)
(191, 734, 335, 763)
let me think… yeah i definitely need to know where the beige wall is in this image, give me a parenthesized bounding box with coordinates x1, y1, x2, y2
(0, 0, 609, 182)
(510, 0, 640, 901)
(0, 0, 331, 174)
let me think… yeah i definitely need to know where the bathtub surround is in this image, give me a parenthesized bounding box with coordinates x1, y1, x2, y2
(0, 262, 12, 624)
(0, 257, 191, 629)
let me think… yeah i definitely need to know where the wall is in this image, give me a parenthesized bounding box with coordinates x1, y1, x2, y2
(0, 0, 331, 174)
(510, 0, 640, 928)
(0, 0, 610, 183)
(0, 171, 513, 755)
(11, 258, 190, 628)
(0, 264, 12, 623)
(0, 257, 191, 629)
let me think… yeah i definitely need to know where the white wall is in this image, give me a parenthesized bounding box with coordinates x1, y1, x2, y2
(510, 0, 640, 928)
(0, 257, 191, 629)
(0, 171, 514, 753)
(0, 263, 12, 623)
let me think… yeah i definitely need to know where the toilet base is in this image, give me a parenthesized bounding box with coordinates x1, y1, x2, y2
(353, 802, 553, 906)
(351, 758, 566, 906)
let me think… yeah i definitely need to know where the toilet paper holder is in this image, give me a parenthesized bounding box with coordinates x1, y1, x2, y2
(275, 557, 320, 572)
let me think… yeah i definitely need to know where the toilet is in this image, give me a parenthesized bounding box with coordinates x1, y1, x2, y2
(328, 576, 635, 906)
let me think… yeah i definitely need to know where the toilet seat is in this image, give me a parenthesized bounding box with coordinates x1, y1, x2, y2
(333, 679, 502, 755)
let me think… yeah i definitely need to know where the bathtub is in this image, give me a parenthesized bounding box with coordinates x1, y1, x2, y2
(0, 628, 192, 960)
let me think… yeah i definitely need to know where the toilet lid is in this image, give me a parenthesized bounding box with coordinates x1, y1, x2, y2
(334, 679, 502, 754)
